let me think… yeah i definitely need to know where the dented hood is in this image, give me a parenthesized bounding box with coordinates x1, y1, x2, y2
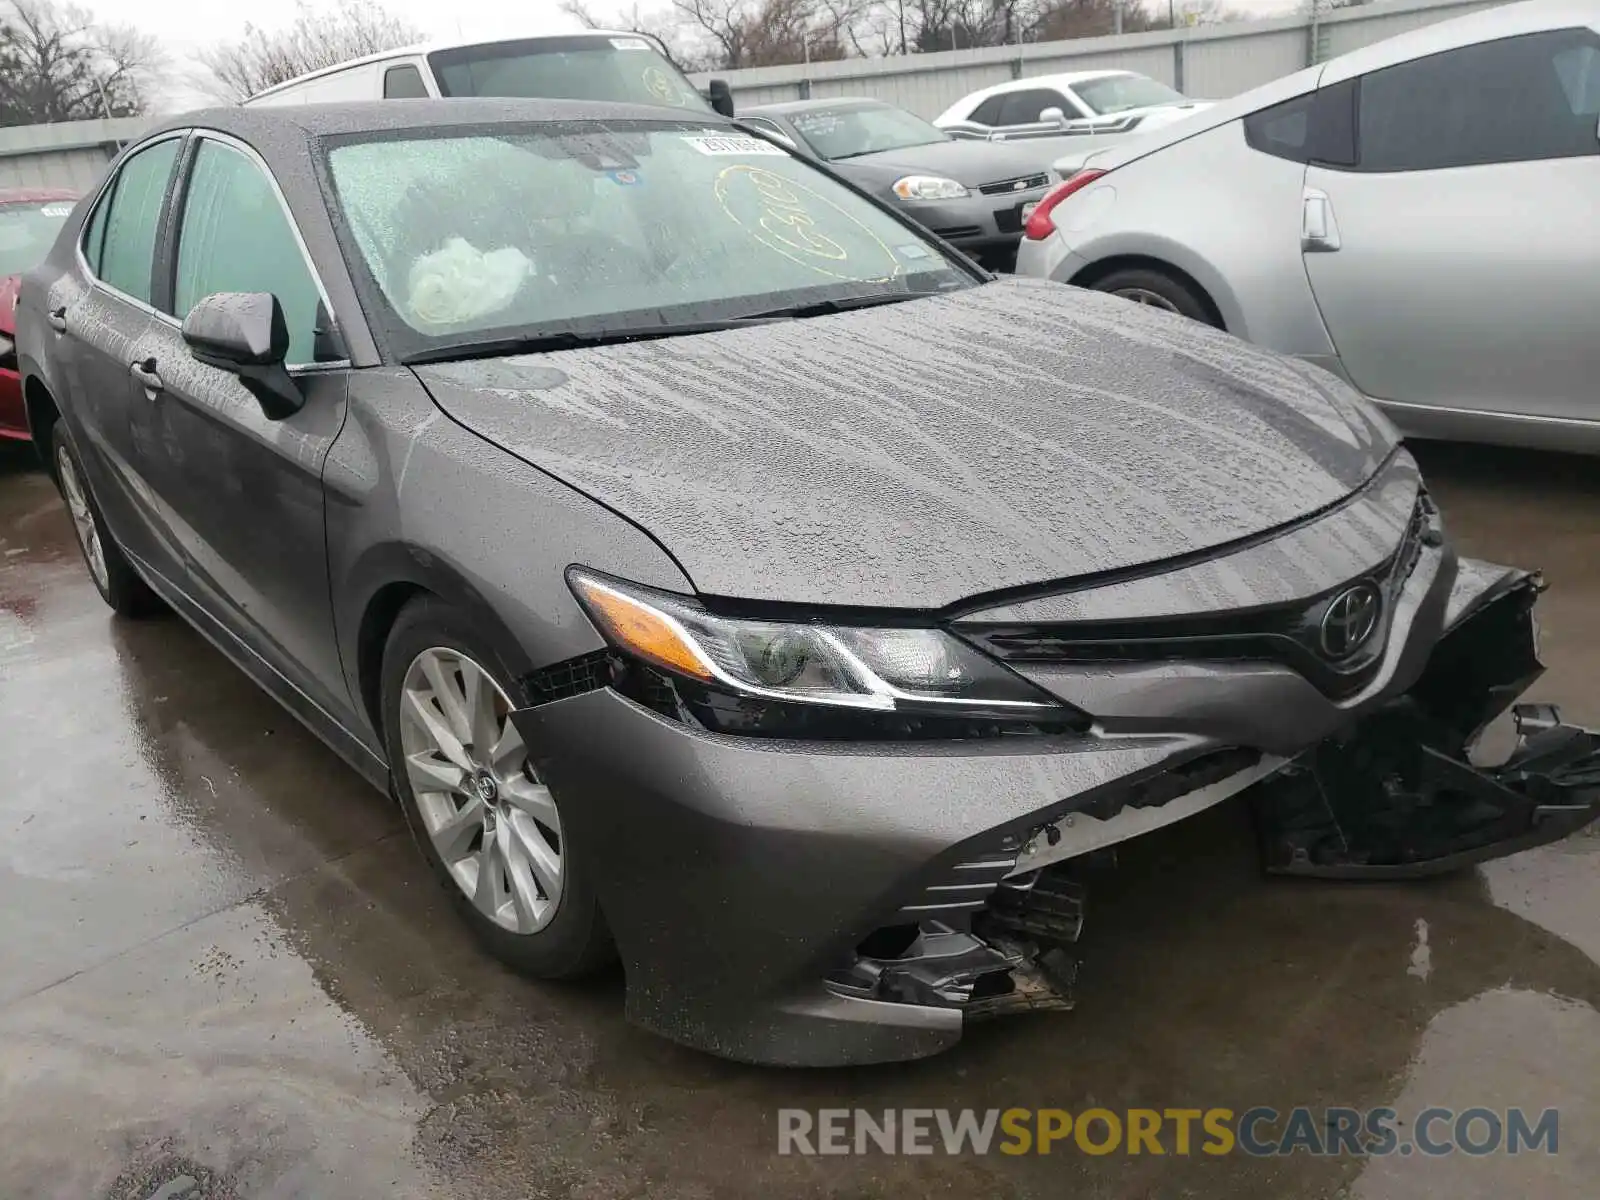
(412, 277, 1389, 609)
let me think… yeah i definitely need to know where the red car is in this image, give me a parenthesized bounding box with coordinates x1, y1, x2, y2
(0, 187, 78, 442)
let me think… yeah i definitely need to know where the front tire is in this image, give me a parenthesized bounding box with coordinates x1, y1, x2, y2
(1092, 266, 1219, 326)
(51, 423, 160, 617)
(380, 597, 614, 979)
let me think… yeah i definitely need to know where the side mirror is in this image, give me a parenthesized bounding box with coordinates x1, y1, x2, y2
(1040, 106, 1068, 130)
(707, 78, 735, 118)
(182, 292, 304, 420)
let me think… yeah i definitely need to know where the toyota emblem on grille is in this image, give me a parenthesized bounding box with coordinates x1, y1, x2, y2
(1320, 583, 1382, 659)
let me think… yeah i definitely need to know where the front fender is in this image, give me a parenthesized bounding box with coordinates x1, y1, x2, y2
(325, 369, 694, 749)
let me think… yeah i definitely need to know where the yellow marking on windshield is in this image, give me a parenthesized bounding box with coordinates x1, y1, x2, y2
(642, 66, 690, 107)
(713, 165, 902, 282)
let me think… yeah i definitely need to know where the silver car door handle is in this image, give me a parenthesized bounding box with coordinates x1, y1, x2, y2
(129, 358, 164, 393)
(46, 305, 67, 332)
(1301, 188, 1341, 253)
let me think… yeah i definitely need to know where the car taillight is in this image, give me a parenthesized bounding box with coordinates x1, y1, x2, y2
(1024, 169, 1108, 241)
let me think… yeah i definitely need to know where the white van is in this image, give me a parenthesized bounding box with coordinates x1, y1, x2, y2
(243, 31, 734, 116)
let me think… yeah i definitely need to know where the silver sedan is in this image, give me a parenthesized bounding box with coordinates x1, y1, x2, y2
(1016, 0, 1600, 455)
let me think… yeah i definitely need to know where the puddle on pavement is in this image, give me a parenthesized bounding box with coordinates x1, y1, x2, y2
(3, 436, 1598, 1199)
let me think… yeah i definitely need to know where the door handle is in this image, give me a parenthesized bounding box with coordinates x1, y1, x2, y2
(1301, 188, 1341, 253)
(129, 357, 163, 393)
(46, 305, 67, 332)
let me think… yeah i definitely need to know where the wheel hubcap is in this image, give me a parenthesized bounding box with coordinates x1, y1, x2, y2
(55, 445, 108, 592)
(398, 647, 563, 934)
(1112, 286, 1181, 313)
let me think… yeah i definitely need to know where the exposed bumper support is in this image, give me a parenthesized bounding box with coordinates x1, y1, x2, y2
(1254, 573, 1600, 878)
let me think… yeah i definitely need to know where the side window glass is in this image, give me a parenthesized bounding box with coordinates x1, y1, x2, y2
(997, 89, 1061, 126)
(81, 186, 111, 274)
(1243, 81, 1355, 167)
(969, 95, 1006, 127)
(173, 140, 324, 365)
(383, 64, 429, 98)
(98, 138, 179, 303)
(1243, 93, 1314, 160)
(1553, 42, 1600, 116)
(1358, 28, 1600, 172)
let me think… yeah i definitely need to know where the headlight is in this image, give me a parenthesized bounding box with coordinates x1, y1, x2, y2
(568, 569, 1085, 739)
(0, 334, 13, 358)
(892, 175, 969, 201)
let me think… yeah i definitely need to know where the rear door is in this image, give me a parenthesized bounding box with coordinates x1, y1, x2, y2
(131, 131, 354, 721)
(55, 133, 184, 575)
(1303, 27, 1600, 421)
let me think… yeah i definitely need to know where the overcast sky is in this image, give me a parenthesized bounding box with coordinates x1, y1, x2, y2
(89, 0, 1306, 112)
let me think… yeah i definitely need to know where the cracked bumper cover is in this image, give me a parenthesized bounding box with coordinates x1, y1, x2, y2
(509, 553, 1600, 1066)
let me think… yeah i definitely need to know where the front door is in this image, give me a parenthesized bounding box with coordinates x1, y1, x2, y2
(130, 133, 355, 725)
(1303, 28, 1600, 424)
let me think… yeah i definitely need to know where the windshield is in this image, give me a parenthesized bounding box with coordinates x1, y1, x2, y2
(1072, 75, 1188, 116)
(0, 200, 73, 276)
(790, 105, 950, 160)
(324, 120, 972, 358)
(428, 36, 710, 111)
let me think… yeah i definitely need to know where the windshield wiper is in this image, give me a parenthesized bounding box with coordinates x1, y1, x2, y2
(739, 292, 932, 320)
(403, 317, 783, 365)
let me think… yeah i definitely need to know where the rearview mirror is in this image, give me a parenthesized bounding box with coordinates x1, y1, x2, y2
(182, 292, 304, 420)
(1040, 106, 1068, 129)
(707, 78, 735, 118)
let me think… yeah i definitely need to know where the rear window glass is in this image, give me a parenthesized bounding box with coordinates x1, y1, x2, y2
(428, 37, 709, 111)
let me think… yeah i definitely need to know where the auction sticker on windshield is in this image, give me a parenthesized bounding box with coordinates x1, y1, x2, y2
(683, 135, 787, 157)
(714, 164, 901, 281)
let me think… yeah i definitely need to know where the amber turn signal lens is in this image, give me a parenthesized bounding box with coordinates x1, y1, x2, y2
(572, 577, 714, 681)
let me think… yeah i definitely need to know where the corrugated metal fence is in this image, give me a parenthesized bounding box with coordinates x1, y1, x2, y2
(0, 117, 148, 192)
(688, 0, 1502, 117)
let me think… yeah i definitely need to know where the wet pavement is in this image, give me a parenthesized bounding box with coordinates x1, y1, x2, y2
(1, 438, 1597, 1199)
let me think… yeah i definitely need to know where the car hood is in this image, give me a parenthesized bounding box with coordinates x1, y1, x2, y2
(828, 137, 1059, 187)
(412, 277, 1390, 610)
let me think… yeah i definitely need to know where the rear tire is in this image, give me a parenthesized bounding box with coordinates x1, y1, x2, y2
(1091, 266, 1219, 326)
(381, 596, 614, 979)
(50, 423, 161, 617)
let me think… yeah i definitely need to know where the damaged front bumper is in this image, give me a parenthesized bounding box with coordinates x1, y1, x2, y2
(1255, 569, 1600, 878)
(513, 553, 1600, 1067)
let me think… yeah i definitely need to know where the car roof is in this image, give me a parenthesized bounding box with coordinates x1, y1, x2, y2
(1071, 0, 1600, 175)
(246, 29, 671, 102)
(950, 70, 1136, 110)
(744, 97, 893, 116)
(0, 186, 77, 204)
(147, 97, 731, 142)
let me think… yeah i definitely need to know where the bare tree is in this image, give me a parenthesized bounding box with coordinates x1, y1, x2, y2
(0, 0, 161, 125)
(197, 0, 424, 103)
(573, 0, 858, 71)
(571, 0, 1243, 70)
(562, 0, 715, 71)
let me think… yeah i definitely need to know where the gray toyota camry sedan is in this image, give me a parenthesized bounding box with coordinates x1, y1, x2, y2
(18, 100, 1600, 1067)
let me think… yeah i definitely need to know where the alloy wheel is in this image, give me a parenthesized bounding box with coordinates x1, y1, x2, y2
(398, 646, 564, 934)
(1112, 286, 1182, 313)
(56, 444, 108, 593)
